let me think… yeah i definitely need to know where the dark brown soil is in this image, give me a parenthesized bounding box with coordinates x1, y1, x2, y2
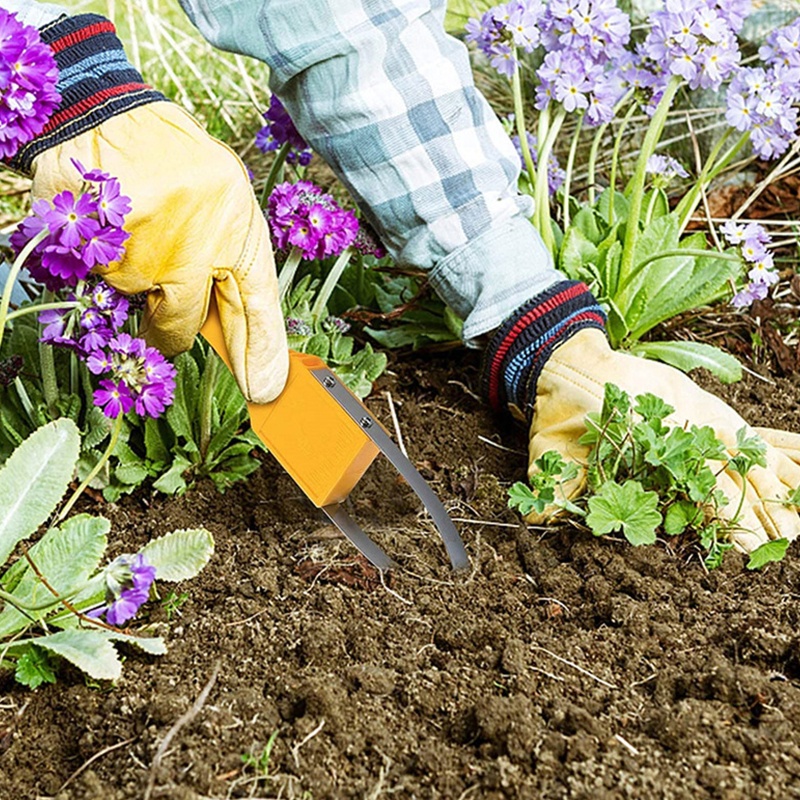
(2, 350, 800, 800)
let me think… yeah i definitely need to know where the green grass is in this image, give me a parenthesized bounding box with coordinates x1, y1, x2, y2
(62, 0, 270, 147)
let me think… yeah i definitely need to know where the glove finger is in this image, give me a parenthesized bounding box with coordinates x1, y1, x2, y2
(742, 461, 800, 542)
(139, 275, 212, 357)
(714, 469, 770, 553)
(216, 205, 289, 404)
(755, 426, 800, 468)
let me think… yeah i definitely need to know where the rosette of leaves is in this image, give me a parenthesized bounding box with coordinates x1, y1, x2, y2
(558, 191, 743, 382)
(0, 419, 214, 687)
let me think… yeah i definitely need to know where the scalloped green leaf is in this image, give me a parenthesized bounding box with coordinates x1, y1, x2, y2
(140, 528, 215, 582)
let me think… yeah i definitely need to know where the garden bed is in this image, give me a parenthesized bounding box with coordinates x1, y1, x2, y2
(2, 347, 800, 800)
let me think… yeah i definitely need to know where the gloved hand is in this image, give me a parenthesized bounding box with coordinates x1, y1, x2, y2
(483, 281, 800, 552)
(528, 328, 800, 551)
(13, 14, 288, 403)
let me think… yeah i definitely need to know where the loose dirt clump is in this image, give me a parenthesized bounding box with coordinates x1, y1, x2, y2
(2, 350, 800, 800)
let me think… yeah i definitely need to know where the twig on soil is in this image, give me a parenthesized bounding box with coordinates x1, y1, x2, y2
(57, 737, 137, 794)
(614, 733, 640, 756)
(382, 390, 408, 458)
(379, 569, 414, 605)
(143, 661, 221, 800)
(532, 646, 618, 689)
(530, 666, 565, 682)
(477, 435, 526, 455)
(291, 718, 326, 769)
(447, 380, 481, 402)
(450, 517, 520, 529)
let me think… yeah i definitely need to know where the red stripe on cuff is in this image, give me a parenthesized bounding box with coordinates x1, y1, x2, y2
(40, 82, 151, 133)
(49, 20, 117, 53)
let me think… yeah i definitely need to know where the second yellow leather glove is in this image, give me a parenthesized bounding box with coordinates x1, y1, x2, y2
(482, 281, 800, 552)
(12, 13, 288, 403)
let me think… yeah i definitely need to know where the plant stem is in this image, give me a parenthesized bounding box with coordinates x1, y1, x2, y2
(643, 188, 659, 229)
(586, 122, 608, 206)
(56, 413, 123, 523)
(5, 300, 76, 322)
(562, 113, 584, 229)
(618, 77, 682, 289)
(675, 130, 748, 232)
(311, 246, 354, 320)
(607, 101, 638, 225)
(277, 246, 304, 303)
(198, 348, 220, 462)
(13, 376, 37, 427)
(39, 290, 59, 417)
(535, 107, 566, 256)
(512, 55, 537, 193)
(259, 140, 291, 209)
(0, 228, 48, 351)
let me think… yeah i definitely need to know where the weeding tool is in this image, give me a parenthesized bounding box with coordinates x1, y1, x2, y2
(199, 297, 470, 573)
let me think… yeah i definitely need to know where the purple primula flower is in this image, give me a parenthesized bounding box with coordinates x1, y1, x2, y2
(94, 378, 134, 418)
(255, 94, 313, 166)
(646, 153, 689, 182)
(732, 280, 768, 308)
(267, 180, 359, 260)
(639, 0, 741, 96)
(0, 9, 60, 158)
(88, 553, 157, 627)
(11, 160, 132, 290)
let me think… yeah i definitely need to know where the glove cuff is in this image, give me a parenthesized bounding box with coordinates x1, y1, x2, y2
(7, 14, 166, 175)
(481, 280, 606, 420)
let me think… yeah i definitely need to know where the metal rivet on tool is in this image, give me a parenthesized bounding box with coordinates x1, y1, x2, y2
(323, 376, 335, 388)
(360, 416, 373, 428)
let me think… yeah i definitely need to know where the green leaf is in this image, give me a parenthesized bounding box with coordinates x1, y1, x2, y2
(0, 514, 109, 638)
(140, 528, 215, 582)
(31, 629, 123, 681)
(597, 188, 629, 225)
(508, 481, 542, 516)
(633, 393, 674, 423)
(585, 480, 661, 546)
(746, 538, 790, 570)
(166, 351, 200, 442)
(14, 645, 57, 689)
(629, 340, 742, 383)
(151, 454, 193, 495)
(144, 417, 170, 463)
(0, 418, 80, 565)
(559, 225, 599, 282)
(663, 501, 699, 536)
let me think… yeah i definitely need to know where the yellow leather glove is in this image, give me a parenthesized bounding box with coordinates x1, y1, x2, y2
(30, 102, 288, 404)
(527, 328, 800, 552)
(14, 14, 287, 403)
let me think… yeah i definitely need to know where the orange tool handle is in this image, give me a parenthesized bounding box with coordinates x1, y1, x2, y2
(199, 297, 379, 507)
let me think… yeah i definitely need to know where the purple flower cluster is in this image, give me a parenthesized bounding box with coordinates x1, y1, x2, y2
(722, 220, 778, 308)
(466, 0, 631, 125)
(639, 0, 742, 94)
(11, 159, 131, 291)
(39, 279, 129, 353)
(535, 0, 631, 124)
(88, 553, 156, 627)
(37, 279, 176, 419)
(267, 180, 359, 260)
(512, 130, 565, 195)
(725, 20, 800, 161)
(0, 9, 59, 159)
(465, 1, 544, 77)
(352, 222, 387, 260)
(87, 332, 177, 419)
(286, 317, 312, 337)
(255, 94, 313, 166)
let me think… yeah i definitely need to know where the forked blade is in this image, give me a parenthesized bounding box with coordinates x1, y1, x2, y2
(321, 503, 395, 572)
(311, 367, 471, 573)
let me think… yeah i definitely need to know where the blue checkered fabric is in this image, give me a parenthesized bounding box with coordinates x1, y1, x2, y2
(8, 0, 564, 339)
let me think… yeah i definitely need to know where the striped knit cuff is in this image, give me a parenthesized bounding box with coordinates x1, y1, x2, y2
(481, 281, 607, 421)
(7, 14, 166, 175)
